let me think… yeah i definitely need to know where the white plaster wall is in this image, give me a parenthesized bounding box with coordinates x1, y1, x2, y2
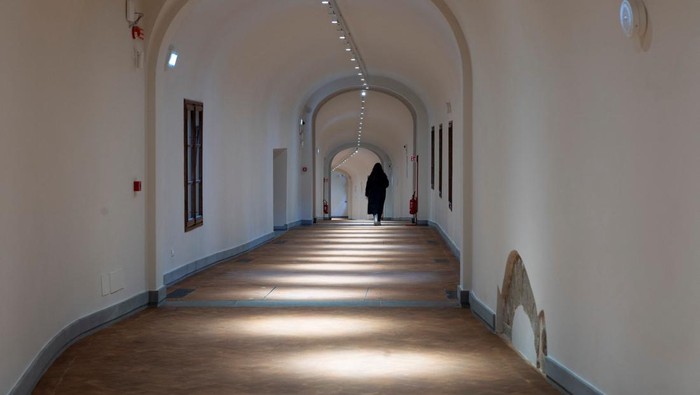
(449, 0, 700, 392)
(155, 1, 307, 283)
(424, 98, 464, 257)
(0, 2, 147, 393)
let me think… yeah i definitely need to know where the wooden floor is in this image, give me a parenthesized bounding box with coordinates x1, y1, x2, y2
(34, 220, 558, 394)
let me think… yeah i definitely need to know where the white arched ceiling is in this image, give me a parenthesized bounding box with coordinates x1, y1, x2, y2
(340, 0, 462, 108)
(157, 0, 461, 141)
(317, 90, 413, 156)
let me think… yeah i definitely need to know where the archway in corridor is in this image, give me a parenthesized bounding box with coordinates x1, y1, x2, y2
(330, 148, 382, 219)
(313, 88, 416, 222)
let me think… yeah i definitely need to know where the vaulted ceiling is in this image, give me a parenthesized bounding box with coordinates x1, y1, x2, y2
(161, 0, 461, 160)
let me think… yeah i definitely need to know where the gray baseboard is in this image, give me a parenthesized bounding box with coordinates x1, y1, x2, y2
(9, 292, 150, 395)
(288, 219, 312, 228)
(458, 285, 470, 307)
(148, 286, 167, 306)
(427, 221, 461, 261)
(273, 225, 288, 231)
(383, 216, 414, 221)
(465, 296, 603, 395)
(545, 356, 604, 395)
(468, 292, 495, 332)
(163, 231, 277, 285)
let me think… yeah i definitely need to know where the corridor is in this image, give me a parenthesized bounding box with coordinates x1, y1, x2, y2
(34, 222, 556, 394)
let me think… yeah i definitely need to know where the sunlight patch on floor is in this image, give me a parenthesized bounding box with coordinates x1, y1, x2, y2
(222, 315, 393, 338)
(283, 349, 474, 379)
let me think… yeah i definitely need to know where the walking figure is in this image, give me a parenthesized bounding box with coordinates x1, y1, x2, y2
(365, 163, 389, 225)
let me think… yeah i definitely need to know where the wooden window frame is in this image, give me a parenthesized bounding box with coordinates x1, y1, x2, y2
(430, 126, 435, 190)
(184, 99, 204, 232)
(448, 121, 453, 211)
(438, 123, 443, 198)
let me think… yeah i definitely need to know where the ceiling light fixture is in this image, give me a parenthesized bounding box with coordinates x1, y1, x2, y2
(321, 0, 370, 164)
(167, 46, 178, 68)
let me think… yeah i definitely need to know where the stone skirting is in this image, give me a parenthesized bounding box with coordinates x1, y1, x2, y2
(163, 231, 278, 286)
(468, 291, 495, 331)
(10, 292, 150, 395)
(545, 356, 604, 395)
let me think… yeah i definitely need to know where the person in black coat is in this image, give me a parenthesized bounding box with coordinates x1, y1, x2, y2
(365, 163, 389, 225)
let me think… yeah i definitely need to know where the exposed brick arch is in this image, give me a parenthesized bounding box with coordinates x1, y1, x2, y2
(497, 250, 547, 370)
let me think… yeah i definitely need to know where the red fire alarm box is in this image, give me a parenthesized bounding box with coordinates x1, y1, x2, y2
(133, 181, 142, 192)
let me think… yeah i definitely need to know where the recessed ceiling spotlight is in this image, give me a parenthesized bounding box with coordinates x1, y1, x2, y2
(321, 0, 329, 4)
(350, 58, 356, 62)
(345, 48, 352, 52)
(331, 19, 338, 24)
(339, 35, 346, 39)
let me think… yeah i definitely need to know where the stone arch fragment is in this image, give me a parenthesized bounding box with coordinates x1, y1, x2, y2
(496, 250, 548, 370)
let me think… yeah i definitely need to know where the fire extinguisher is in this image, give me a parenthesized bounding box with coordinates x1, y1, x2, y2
(323, 200, 329, 214)
(409, 193, 417, 215)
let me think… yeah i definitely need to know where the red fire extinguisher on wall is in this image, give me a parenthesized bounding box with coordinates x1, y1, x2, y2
(323, 200, 329, 215)
(409, 193, 417, 215)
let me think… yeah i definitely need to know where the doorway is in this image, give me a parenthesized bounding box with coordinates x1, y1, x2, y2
(273, 149, 287, 230)
(330, 171, 349, 218)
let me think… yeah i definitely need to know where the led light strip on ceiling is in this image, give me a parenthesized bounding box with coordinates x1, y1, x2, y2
(322, 0, 370, 171)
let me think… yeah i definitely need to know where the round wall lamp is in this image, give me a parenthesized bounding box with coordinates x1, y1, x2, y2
(619, 0, 647, 38)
